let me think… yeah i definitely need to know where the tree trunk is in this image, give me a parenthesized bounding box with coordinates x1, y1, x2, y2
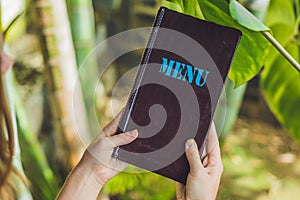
(32, 0, 90, 171)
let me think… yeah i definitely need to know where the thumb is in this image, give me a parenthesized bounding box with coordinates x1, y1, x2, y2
(185, 139, 204, 176)
(109, 129, 138, 147)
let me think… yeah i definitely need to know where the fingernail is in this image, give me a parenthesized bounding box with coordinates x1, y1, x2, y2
(185, 139, 195, 150)
(202, 155, 209, 167)
(127, 129, 138, 137)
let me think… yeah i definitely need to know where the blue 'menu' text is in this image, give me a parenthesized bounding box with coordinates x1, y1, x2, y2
(159, 57, 209, 87)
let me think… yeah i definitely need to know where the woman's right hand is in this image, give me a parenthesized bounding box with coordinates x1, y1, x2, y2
(176, 123, 223, 200)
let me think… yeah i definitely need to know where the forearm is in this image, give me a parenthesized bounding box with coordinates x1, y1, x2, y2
(56, 125, 138, 199)
(56, 153, 104, 200)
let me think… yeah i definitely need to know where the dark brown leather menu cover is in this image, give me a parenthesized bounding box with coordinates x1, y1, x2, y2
(112, 7, 242, 184)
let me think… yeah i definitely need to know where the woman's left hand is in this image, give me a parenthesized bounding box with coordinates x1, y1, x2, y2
(85, 114, 138, 185)
(57, 113, 138, 199)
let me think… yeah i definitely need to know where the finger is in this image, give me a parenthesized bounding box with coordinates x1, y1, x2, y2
(206, 122, 220, 155)
(103, 109, 123, 136)
(201, 154, 209, 167)
(205, 123, 223, 176)
(176, 182, 185, 199)
(185, 139, 204, 176)
(200, 145, 207, 160)
(108, 129, 138, 147)
(208, 123, 222, 161)
(205, 154, 223, 177)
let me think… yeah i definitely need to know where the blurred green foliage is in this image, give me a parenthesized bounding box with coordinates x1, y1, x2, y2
(2, 0, 300, 199)
(14, 78, 59, 199)
(104, 166, 176, 199)
(261, 0, 300, 143)
(218, 119, 300, 200)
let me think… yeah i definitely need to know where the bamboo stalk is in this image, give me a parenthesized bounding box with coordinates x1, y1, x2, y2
(33, 0, 90, 171)
(262, 31, 300, 72)
(66, 0, 99, 136)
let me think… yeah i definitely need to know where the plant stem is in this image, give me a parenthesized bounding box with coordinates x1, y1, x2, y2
(262, 31, 300, 72)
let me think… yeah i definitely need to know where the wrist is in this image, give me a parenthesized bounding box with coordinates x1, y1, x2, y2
(76, 151, 106, 188)
(57, 152, 104, 199)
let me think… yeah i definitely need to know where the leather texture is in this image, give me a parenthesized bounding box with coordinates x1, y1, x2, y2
(113, 7, 242, 184)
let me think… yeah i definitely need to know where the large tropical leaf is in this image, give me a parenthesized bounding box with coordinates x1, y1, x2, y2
(197, 0, 270, 87)
(261, 41, 300, 140)
(162, 1, 184, 13)
(264, 0, 296, 27)
(229, 0, 270, 31)
(163, 0, 271, 87)
(261, 0, 300, 142)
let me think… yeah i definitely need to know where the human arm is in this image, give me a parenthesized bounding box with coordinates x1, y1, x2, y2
(176, 123, 223, 200)
(56, 115, 138, 199)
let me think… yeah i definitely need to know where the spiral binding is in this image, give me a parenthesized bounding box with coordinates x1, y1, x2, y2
(112, 7, 166, 158)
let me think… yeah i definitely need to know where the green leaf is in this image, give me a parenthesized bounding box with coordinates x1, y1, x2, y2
(162, 0, 205, 21)
(13, 79, 59, 199)
(260, 0, 300, 143)
(183, 0, 196, 16)
(195, 1, 205, 19)
(229, 0, 270, 31)
(104, 167, 175, 199)
(3, 12, 24, 38)
(261, 41, 300, 141)
(293, 0, 300, 16)
(198, 0, 270, 87)
(161, 0, 184, 13)
(265, 0, 296, 27)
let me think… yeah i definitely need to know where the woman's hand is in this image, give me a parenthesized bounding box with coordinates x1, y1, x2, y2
(176, 123, 223, 200)
(85, 114, 138, 185)
(57, 114, 138, 199)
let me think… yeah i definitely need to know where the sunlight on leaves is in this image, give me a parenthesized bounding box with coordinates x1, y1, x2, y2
(161, 1, 184, 13)
(229, 0, 270, 31)
(164, 0, 270, 87)
(261, 41, 300, 141)
(198, 0, 270, 87)
(261, 0, 300, 143)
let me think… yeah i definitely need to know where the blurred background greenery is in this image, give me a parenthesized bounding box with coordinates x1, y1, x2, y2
(1, 0, 300, 199)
